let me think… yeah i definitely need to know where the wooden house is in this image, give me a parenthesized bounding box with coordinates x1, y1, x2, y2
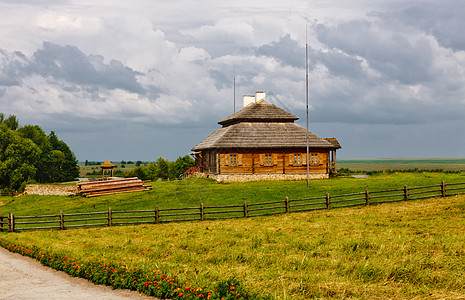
(191, 92, 341, 182)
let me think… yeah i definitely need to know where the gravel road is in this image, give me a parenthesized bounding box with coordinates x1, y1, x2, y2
(0, 246, 156, 300)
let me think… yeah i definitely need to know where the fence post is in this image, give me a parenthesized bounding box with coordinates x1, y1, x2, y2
(441, 181, 446, 197)
(325, 192, 331, 209)
(0, 212, 3, 232)
(108, 207, 112, 227)
(200, 203, 204, 221)
(155, 206, 159, 224)
(243, 201, 248, 218)
(365, 188, 370, 205)
(285, 196, 290, 213)
(404, 185, 409, 201)
(60, 211, 64, 230)
(9, 213, 14, 232)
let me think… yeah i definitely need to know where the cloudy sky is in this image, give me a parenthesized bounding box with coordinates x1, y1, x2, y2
(1, 0, 465, 161)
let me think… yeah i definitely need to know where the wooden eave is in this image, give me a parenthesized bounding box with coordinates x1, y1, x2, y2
(192, 122, 336, 151)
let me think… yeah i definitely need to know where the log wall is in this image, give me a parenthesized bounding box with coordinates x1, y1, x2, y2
(214, 149, 329, 175)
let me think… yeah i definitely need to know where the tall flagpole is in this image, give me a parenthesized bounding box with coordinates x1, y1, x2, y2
(306, 26, 310, 187)
(233, 65, 236, 113)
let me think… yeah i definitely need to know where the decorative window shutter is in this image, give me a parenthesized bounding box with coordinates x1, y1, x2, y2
(302, 153, 307, 166)
(289, 153, 294, 166)
(259, 154, 264, 166)
(238, 154, 243, 166)
(223, 154, 229, 166)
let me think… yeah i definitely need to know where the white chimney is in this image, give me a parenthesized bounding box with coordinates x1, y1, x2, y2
(255, 91, 266, 102)
(243, 95, 255, 107)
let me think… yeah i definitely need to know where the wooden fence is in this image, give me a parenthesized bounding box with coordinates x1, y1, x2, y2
(1, 180, 465, 232)
(0, 191, 14, 197)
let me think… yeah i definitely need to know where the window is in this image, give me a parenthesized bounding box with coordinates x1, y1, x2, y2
(230, 154, 237, 166)
(311, 154, 318, 165)
(265, 154, 272, 165)
(294, 153, 301, 165)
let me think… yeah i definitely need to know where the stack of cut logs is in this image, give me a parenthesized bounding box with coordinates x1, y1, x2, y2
(78, 177, 152, 197)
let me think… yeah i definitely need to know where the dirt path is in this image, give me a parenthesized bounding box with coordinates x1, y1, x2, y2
(0, 247, 156, 300)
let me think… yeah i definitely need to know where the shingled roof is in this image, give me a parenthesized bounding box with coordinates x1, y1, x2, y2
(218, 100, 298, 126)
(192, 100, 338, 151)
(192, 122, 336, 151)
(324, 138, 342, 149)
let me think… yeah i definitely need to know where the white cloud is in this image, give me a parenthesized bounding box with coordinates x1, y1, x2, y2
(34, 10, 102, 32)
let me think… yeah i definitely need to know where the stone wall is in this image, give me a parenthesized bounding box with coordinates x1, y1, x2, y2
(25, 184, 78, 196)
(206, 173, 328, 183)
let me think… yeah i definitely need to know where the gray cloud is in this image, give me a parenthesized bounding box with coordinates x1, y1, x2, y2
(257, 35, 304, 68)
(373, 1, 465, 51)
(315, 21, 435, 85)
(27, 42, 145, 94)
(0, 50, 25, 87)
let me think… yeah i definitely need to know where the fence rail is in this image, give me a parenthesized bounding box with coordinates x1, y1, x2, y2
(1, 180, 465, 232)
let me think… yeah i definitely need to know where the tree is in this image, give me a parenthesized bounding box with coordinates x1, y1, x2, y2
(171, 155, 195, 178)
(155, 157, 170, 179)
(18, 125, 52, 183)
(47, 131, 79, 182)
(0, 123, 41, 191)
(1, 114, 80, 190)
(0, 113, 19, 130)
(123, 165, 150, 180)
(122, 155, 195, 181)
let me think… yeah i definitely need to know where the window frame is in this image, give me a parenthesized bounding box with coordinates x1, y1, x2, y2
(230, 154, 237, 166)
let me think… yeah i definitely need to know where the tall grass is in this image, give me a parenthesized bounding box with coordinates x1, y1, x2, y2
(2, 195, 465, 299)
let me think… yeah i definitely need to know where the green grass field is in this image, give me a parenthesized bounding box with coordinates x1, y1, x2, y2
(1, 173, 465, 299)
(338, 158, 465, 172)
(2, 194, 464, 299)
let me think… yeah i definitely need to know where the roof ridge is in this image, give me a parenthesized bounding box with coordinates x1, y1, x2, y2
(218, 100, 298, 126)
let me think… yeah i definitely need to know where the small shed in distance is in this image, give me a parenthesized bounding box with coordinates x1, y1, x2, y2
(100, 160, 116, 179)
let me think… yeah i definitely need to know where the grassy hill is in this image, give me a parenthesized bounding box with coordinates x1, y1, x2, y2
(1, 173, 465, 217)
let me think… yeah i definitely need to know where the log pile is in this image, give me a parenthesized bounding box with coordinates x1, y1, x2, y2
(77, 177, 152, 197)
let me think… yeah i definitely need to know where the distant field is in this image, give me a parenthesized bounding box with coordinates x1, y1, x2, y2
(78, 162, 139, 177)
(338, 158, 465, 172)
